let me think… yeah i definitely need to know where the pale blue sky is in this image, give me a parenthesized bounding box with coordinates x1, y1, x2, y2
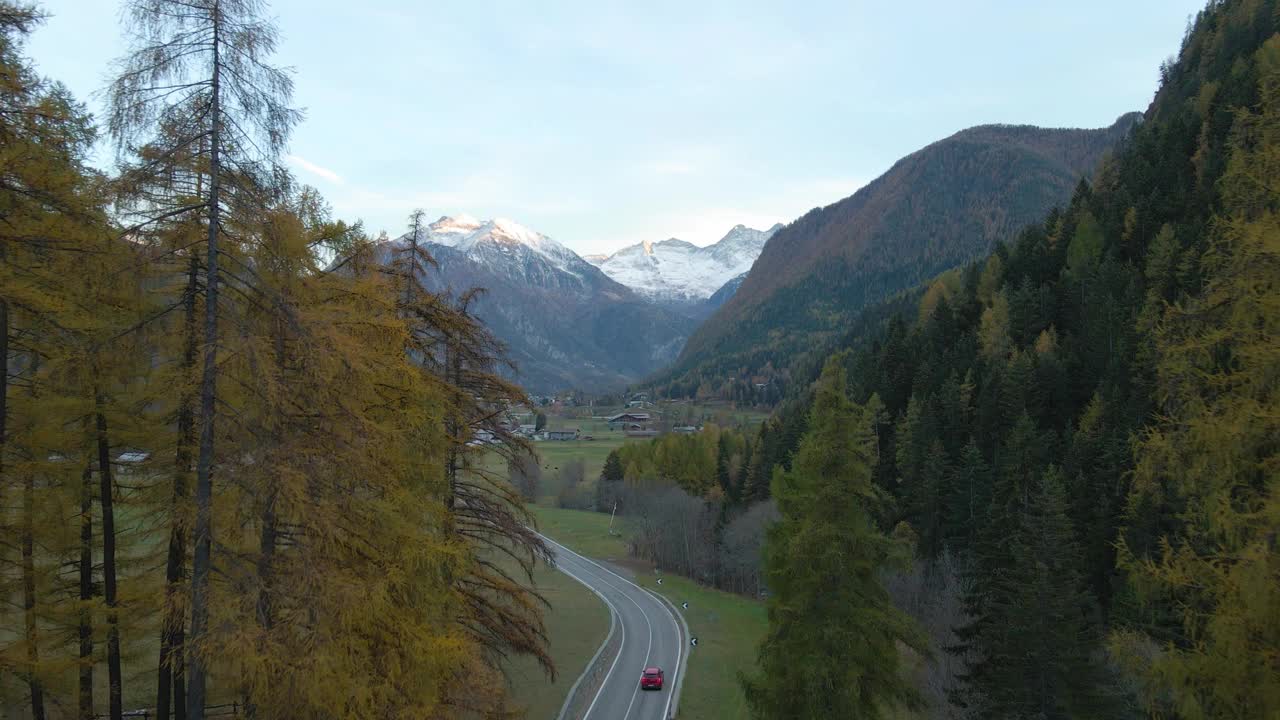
(29, 1, 1203, 255)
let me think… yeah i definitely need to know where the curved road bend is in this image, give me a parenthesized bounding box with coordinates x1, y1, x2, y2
(541, 535, 684, 720)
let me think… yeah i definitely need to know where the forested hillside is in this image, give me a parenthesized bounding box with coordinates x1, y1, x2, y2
(754, 1, 1279, 716)
(600, 1, 1278, 717)
(658, 114, 1141, 402)
(0, 3, 553, 718)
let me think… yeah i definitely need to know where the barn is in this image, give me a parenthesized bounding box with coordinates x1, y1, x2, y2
(606, 412, 651, 430)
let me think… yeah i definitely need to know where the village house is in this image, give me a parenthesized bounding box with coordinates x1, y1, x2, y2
(544, 429, 580, 441)
(606, 412, 652, 430)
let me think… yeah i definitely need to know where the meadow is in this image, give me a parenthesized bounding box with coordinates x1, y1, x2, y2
(527, 506, 768, 720)
(501, 558, 611, 719)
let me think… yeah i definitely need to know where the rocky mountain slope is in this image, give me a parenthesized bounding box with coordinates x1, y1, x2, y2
(393, 215, 696, 391)
(662, 113, 1143, 390)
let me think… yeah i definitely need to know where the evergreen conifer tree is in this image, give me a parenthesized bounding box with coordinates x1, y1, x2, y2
(957, 466, 1118, 718)
(743, 357, 926, 719)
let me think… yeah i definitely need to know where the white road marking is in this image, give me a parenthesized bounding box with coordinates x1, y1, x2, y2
(549, 539, 685, 720)
(555, 558, 626, 720)
(540, 533, 685, 720)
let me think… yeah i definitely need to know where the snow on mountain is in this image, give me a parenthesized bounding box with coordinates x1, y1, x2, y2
(385, 215, 696, 392)
(593, 223, 782, 302)
(415, 215, 590, 281)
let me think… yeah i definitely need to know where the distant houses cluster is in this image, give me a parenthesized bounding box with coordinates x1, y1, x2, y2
(466, 426, 582, 446)
(461, 395, 709, 448)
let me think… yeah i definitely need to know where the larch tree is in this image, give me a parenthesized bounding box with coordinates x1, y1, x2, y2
(0, 5, 114, 717)
(422, 290, 555, 698)
(116, 128, 213, 720)
(1115, 34, 1280, 719)
(377, 220, 556, 706)
(106, 1, 299, 717)
(743, 356, 926, 719)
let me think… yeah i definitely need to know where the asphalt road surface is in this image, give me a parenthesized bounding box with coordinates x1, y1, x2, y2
(542, 535, 684, 720)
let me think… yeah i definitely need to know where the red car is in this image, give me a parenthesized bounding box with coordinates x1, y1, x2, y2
(639, 666, 664, 691)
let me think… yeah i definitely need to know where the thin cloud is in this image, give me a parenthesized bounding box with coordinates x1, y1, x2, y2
(287, 154, 344, 185)
(648, 160, 698, 176)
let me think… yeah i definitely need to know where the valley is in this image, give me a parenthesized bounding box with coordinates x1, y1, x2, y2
(6, 2, 1275, 720)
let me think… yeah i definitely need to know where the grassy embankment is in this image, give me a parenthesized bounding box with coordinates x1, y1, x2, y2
(528, 505, 767, 720)
(501, 558, 611, 719)
(506, 402, 773, 718)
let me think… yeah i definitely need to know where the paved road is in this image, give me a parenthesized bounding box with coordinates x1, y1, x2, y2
(542, 535, 684, 720)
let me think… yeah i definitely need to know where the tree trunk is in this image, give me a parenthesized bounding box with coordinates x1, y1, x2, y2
(187, 14, 223, 717)
(446, 339, 459, 510)
(245, 490, 277, 720)
(246, 324, 284, 720)
(255, 492, 277, 623)
(79, 463, 94, 720)
(0, 296, 7, 480)
(158, 255, 198, 720)
(22, 467, 45, 720)
(257, 322, 284, 636)
(95, 389, 123, 720)
(17, 346, 45, 720)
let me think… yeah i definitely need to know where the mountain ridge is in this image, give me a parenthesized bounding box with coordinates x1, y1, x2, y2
(662, 112, 1143, 392)
(590, 223, 782, 302)
(381, 216, 696, 391)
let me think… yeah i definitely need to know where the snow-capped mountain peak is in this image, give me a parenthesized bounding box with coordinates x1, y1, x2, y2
(397, 215, 778, 305)
(430, 213, 482, 235)
(592, 223, 781, 302)
(419, 215, 580, 268)
(489, 217, 543, 246)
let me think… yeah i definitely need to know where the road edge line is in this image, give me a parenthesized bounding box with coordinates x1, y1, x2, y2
(554, 560, 621, 720)
(645, 588, 690, 719)
(541, 542, 692, 720)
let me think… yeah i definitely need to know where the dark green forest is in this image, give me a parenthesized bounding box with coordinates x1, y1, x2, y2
(755, 1, 1279, 716)
(608, 1, 1278, 717)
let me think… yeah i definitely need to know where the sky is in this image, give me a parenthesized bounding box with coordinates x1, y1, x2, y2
(27, 0, 1205, 256)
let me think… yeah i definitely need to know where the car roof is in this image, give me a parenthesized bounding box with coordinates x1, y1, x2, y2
(643, 666, 662, 673)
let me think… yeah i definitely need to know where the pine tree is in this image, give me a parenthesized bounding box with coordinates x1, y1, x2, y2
(956, 412, 1047, 680)
(596, 449, 624, 512)
(945, 440, 989, 555)
(742, 421, 774, 503)
(916, 440, 950, 559)
(743, 357, 926, 719)
(715, 434, 735, 503)
(957, 466, 1118, 718)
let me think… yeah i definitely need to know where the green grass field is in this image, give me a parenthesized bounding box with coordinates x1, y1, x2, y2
(508, 401, 770, 509)
(629, 572, 766, 720)
(482, 427, 632, 507)
(527, 506, 767, 720)
(534, 436, 625, 497)
(503, 559, 610, 720)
